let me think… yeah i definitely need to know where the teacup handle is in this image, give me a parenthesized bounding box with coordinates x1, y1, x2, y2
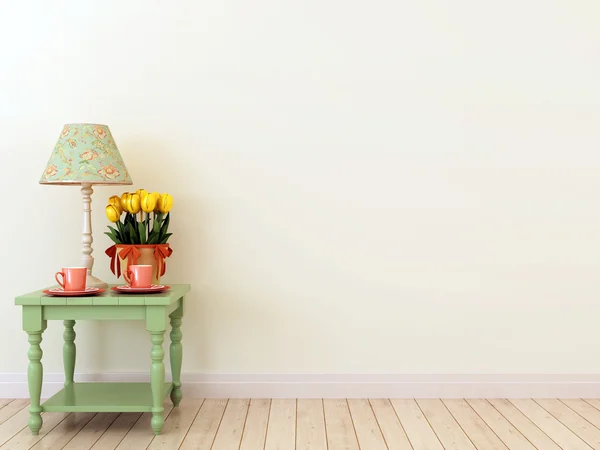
(55, 272, 65, 289)
(124, 270, 133, 286)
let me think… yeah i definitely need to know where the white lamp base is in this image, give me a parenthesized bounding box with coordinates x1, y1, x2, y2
(86, 274, 108, 290)
(80, 183, 110, 290)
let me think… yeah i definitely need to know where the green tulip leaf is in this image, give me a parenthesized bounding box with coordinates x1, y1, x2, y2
(125, 213, 135, 228)
(106, 225, 119, 242)
(127, 222, 138, 245)
(159, 213, 170, 240)
(160, 233, 172, 244)
(116, 221, 125, 242)
(153, 214, 162, 234)
(122, 223, 130, 244)
(104, 231, 120, 244)
(104, 231, 119, 244)
(138, 222, 147, 244)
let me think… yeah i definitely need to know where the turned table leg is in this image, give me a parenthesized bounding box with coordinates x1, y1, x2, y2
(150, 331, 165, 435)
(63, 320, 76, 387)
(24, 306, 45, 435)
(147, 305, 167, 435)
(169, 305, 183, 406)
(27, 331, 43, 434)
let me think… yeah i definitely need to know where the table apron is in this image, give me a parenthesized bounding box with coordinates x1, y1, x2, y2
(167, 299, 182, 316)
(40, 299, 182, 321)
(43, 305, 146, 320)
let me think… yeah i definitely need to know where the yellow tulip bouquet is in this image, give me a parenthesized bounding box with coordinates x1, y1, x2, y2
(105, 190, 173, 245)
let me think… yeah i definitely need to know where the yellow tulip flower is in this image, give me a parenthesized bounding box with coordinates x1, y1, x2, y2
(141, 192, 157, 213)
(120, 192, 130, 211)
(151, 192, 161, 212)
(136, 189, 148, 199)
(108, 195, 122, 215)
(158, 193, 173, 213)
(126, 193, 141, 214)
(106, 204, 121, 222)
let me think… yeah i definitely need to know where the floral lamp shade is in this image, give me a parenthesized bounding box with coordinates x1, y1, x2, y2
(40, 124, 132, 185)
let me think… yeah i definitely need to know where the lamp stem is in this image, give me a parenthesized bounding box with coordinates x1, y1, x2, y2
(81, 182, 108, 289)
(81, 183, 93, 271)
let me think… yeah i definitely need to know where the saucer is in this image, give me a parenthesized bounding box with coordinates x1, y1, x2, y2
(43, 287, 105, 297)
(111, 285, 170, 294)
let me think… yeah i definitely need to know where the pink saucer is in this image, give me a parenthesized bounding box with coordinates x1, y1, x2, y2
(111, 285, 170, 294)
(44, 287, 105, 297)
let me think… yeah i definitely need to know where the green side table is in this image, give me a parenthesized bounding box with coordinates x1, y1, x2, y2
(15, 284, 190, 436)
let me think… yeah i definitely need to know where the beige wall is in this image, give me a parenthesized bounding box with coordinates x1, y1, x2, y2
(1, 0, 600, 375)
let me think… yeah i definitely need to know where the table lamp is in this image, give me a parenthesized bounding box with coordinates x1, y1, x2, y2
(40, 124, 133, 289)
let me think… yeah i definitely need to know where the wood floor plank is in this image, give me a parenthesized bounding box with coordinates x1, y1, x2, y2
(510, 399, 591, 450)
(347, 399, 387, 450)
(584, 399, 600, 413)
(4, 397, 600, 450)
(488, 399, 562, 450)
(62, 413, 119, 450)
(148, 399, 204, 449)
(240, 399, 271, 450)
(417, 399, 476, 450)
(390, 399, 443, 450)
(443, 399, 508, 450)
(115, 404, 174, 450)
(0, 401, 29, 426)
(0, 402, 14, 413)
(1, 413, 70, 450)
(323, 399, 359, 450)
(0, 405, 34, 446)
(180, 399, 227, 450)
(535, 399, 600, 449)
(211, 399, 250, 450)
(264, 399, 296, 450)
(296, 399, 326, 450)
(369, 399, 412, 450)
(467, 399, 537, 450)
(30, 412, 95, 449)
(563, 400, 600, 429)
(90, 413, 142, 450)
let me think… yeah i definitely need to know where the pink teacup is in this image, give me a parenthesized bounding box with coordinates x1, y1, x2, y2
(55, 267, 87, 291)
(124, 265, 153, 288)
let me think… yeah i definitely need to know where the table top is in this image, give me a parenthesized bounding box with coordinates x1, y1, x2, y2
(15, 284, 191, 306)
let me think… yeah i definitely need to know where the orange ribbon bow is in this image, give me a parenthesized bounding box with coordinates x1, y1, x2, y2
(105, 245, 141, 279)
(154, 244, 173, 278)
(106, 244, 173, 279)
(105, 245, 121, 278)
(118, 245, 142, 268)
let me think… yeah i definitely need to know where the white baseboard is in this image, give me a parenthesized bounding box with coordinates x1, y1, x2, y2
(1, 373, 600, 398)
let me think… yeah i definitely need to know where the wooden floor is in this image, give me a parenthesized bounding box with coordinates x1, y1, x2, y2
(0, 399, 599, 449)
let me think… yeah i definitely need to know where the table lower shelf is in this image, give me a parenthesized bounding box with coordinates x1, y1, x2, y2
(42, 382, 173, 412)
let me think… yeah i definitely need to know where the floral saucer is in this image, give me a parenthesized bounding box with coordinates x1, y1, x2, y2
(43, 287, 105, 297)
(111, 285, 170, 294)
